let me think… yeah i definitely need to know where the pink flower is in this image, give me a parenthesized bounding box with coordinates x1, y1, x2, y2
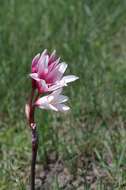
(35, 88, 70, 112)
(30, 49, 78, 93)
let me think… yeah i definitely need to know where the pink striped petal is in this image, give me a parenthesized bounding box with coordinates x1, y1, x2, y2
(38, 55, 49, 77)
(48, 57, 60, 72)
(31, 53, 40, 72)
(46, 62, 67, 82)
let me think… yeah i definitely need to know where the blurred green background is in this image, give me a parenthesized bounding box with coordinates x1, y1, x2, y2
(0, 0, 126, 189)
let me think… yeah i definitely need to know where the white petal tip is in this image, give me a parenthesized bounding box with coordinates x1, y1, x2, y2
(62, 75, 79, 84)
(75, 76, 79, 80)
(62, 106, 70, 112)
(29, 73, 40, 81)
(42, 49, 47, 55)
(52, 49, 56, 54)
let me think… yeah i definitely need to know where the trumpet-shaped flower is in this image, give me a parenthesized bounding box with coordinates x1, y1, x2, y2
(30, 49, 78, 93)
(35, 88, 70, 112)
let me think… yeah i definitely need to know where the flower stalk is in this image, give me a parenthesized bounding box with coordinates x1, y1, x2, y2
(26, 88, 38, 190)
(31, 123, 38, 190)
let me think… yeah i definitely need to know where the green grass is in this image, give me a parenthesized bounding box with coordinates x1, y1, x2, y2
(0, 0, 126, 189)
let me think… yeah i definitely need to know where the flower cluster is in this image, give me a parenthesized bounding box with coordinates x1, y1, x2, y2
(29, 49, 78, 112)
(26, 49, 78, 190)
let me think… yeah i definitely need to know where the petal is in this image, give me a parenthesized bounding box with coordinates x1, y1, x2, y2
(48, 57, 60, 72)
(54, 104, 70, 112)
(46, 104, 58, 111)
(43, 55, 49, 74)
(52, 88, 63, 96)
(48, 83, 63, 92)
(42, 104, 58, 111)
(41, 49, 47, 56)
(35, 79, 48, 93)
(46, 62, 67, 83)
(55, 95, 68, 104)
(49, 50, 60, 65)
(61, 75, 79, 84)
(32, 53, 40, 67)
(31, 53, 40, 72)
(35, 96, 58, 111)
(39, 79, 48, 92)
(29, 73, 40, 81)
(38, 55, 47, 76)
(35, 96, 48, 106)
(44, 88, 67, 103)
(47, 95, 54, 102)
(51, 89, 69, 103)
(49, 50, 56, 61)
(58, 62, 68, 74)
